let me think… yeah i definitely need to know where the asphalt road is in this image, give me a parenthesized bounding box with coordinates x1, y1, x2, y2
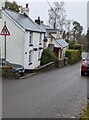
(2, 57, 88, 118)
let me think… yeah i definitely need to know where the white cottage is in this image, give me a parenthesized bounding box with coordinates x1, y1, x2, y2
(35, 20, 69, 60)
(0, 8, 45, 70)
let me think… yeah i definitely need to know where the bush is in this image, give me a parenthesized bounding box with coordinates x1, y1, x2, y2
(72, 43, 82, 51)
(41, 48, 58, 66)
(65, 49, 81, 64)
(69, 43, 83, 54)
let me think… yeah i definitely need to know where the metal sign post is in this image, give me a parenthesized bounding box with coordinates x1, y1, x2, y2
(5, 35, 6, 63)
(0, 21, 10, 64)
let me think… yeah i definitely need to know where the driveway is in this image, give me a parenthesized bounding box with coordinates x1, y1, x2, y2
(2, 58, 88, 118)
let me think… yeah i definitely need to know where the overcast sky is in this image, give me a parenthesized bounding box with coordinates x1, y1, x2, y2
(9, 0, 87, 33)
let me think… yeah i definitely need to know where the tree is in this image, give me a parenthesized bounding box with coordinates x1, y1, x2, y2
(5, 1, 20, 12)
(48, 1, 66, 31)
(77, 34, 87, 51)
(72, 21, 83, 39)
(65, 19, 72, 32)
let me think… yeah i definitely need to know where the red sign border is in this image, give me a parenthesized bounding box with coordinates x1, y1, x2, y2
(0, 22, 10, 36)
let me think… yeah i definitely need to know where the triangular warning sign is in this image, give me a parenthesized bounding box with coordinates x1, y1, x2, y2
(0, 22, 10, 36)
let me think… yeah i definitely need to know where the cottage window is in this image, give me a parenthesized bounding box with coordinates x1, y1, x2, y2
(38, 49, 41, 60)
(29, 32, 33, 45)
(29, 50, 32, 64)
(39, 33, 42, 45)
(0, 10, 2, 19)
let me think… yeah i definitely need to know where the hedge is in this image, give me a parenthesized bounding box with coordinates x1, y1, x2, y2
(65, 49, 81, 64)
(69, 43, 83, 55)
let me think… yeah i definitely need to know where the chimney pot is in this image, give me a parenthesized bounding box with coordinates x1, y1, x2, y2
(38, 17, 40, 20)
(26, 4, 28, 8)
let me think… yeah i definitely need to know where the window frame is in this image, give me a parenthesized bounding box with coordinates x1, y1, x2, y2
(38, 49, 41, 60)
(39, 33, 42, 45)
(29, 50, 32, 65)
(29, 32, 33, 46)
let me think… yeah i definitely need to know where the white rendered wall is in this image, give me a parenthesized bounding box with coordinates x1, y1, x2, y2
(1, 12, 25, 65)
(24, 32, 44, 69)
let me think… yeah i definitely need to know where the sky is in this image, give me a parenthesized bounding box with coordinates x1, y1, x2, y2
(8, 0, 87, 33)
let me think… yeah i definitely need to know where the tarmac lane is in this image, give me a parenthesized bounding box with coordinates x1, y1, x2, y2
(2, 61, 88, 118)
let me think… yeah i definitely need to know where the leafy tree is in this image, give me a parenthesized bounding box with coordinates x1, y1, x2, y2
(77, 35, 87, 51)
(72, 21, 83, 39)
(5, 1, 20, 12)
(48, 1, 66, 31)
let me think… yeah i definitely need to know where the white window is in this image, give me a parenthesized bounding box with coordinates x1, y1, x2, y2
(38, 50, 41, 60)
(0, 10, 2, 19)
(29, 50, 32, 64)
(39, 33, 42, 45)
(29, 32, 33, 45)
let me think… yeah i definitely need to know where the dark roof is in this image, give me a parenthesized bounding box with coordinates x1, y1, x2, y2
(3, 9, 45, 33)
(40, 24, 58, 38)
(56, 39, 69, 48)
(39, 24, 52, 31)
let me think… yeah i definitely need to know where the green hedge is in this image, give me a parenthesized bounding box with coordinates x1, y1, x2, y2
(41, 48, 58, 66)
(69, 43, 83, 55)
(65, 49, 81, 64)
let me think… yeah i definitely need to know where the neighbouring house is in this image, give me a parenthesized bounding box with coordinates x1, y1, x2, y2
(0, 5, 45, 70)
(35, 17, 69, 60)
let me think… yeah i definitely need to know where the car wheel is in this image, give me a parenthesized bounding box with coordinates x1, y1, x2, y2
(81, 71, 85, 76)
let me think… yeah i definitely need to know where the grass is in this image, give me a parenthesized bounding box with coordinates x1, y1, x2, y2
(81, 104, 89, 119)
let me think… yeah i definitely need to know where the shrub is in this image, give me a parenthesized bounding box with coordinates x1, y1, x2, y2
(69, 43, 83, 55)
(65, 49, 81, 64)
(72, 43, 83, 51)
(41, 48, 58, 65)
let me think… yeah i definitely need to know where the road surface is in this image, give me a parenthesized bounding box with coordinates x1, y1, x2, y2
(2, 59, 88, 118)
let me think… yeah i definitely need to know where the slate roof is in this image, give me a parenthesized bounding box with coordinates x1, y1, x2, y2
(53, 40, 62, 48)
(40, 24, 52, 31)
(39, 24, 52, 38)
(3, 9, 45, 33)
(56, 39, 69, 48)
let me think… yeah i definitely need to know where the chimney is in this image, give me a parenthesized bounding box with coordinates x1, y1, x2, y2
(35, 17, 41, 25)
(19, 3, 29, 16)
(0, 0, 5, 10)
(35, 17, 44, 25)
(26, 4, 28, 8)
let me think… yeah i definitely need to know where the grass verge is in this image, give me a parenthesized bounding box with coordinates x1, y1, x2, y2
(81, 103, 89, 119)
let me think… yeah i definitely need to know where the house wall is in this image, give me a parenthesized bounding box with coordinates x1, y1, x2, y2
(1, 10, 45, 70)
(44, 38, 52, 48)
(24, 32, 44, 69)
(1, 11, 25, 65)
(62, 46, 69, 58)
(0, 13, 2, 57)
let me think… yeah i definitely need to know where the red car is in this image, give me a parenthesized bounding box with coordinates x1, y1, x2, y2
(81, 57, 89, 76)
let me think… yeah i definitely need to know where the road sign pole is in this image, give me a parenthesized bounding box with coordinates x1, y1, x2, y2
(5, 35, 6, 64)
(0, 21, 10, 65)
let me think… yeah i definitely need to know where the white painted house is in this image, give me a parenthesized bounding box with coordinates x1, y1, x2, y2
(0, 7, 45, 69)
(35, 17, 69, 60)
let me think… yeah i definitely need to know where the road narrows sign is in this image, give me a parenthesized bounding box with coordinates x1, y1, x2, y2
(0, 21, 10, 36)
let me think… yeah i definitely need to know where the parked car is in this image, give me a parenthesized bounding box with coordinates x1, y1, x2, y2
(0, 58, 25, 76)
(11, 63, 25, 76)
(81, 57, 89, 76)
